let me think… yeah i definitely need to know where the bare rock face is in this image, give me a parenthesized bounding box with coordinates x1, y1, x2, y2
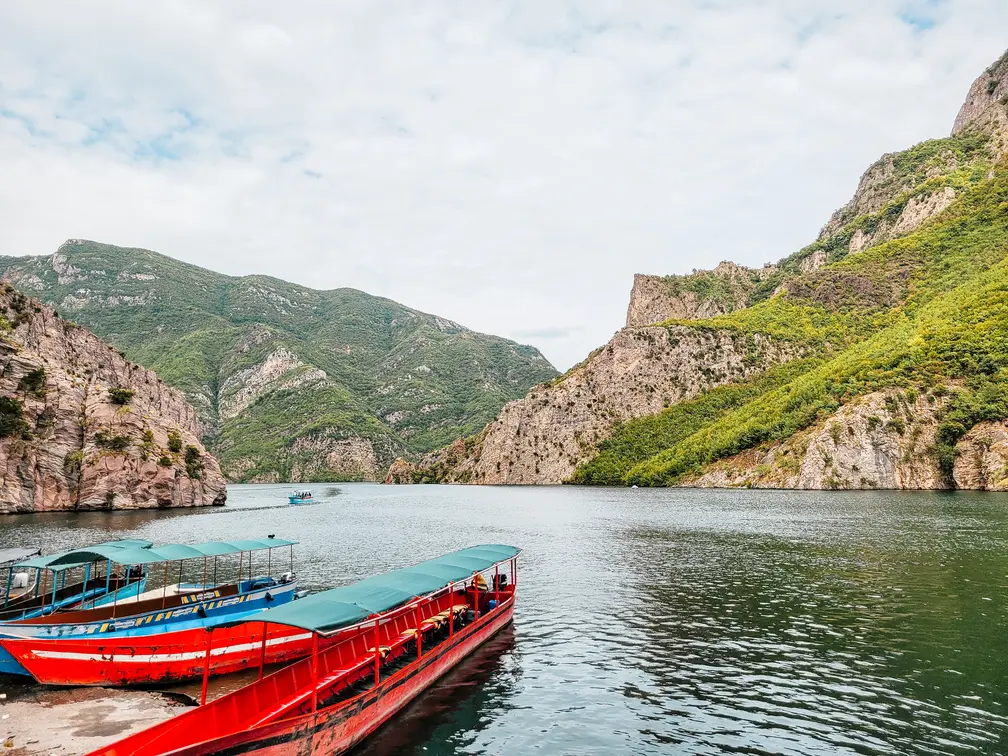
(796, 391, 944, 489)
(953, 421, 1008, 491)
(890, 187, 958, 238)
(0, 285, 226, 512)
(625, 262, 776, 328)
(952, 51, 1008, 137)
(416, 325, 801, 484)
(685, 389, 947, 490)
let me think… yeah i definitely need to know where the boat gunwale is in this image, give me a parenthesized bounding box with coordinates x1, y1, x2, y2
(163, 580, 517, 756)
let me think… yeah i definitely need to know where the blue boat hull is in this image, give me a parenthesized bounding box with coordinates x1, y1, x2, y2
(0, 578, 298, 676)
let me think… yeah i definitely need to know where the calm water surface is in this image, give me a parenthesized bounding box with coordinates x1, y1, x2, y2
(2, 485, 1007, 755)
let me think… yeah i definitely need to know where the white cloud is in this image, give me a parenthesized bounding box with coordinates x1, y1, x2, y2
(0, 1, 1005, 369)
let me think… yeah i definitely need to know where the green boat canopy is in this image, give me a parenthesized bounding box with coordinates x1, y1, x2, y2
(244, 544, 521, 635)
(15, 539, 154, 571)
(0, 547, 41, 566)
(18, 537, 295, 569)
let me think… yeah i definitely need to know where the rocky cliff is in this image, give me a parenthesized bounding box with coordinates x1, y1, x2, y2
(625, 262, 778, 328)
(396, 49, 1008, 491)
(0, 284, 226, 512)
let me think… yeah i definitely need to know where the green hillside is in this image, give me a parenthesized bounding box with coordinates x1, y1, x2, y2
(0, 242, 557, 481)
(573, 131, 1008, 486)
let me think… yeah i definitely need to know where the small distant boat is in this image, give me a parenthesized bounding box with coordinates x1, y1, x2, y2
(289, 490, 314, 504)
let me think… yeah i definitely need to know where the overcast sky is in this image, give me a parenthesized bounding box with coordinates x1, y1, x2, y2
(1, 2, 1005, 370)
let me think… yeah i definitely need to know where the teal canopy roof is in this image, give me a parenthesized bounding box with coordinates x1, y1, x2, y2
(15, 539, 154, 571)
(0, 547, 41, 566)
(17, 537, 294, 569)
(246, 544, 521, 635)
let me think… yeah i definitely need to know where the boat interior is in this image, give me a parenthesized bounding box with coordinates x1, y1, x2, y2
(9, 576, 284, 626)
(0, 573, 144, 622)
(106, 578, 515, 755)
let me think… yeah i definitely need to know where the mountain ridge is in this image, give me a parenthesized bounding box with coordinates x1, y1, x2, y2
(0, 241, 558, 482)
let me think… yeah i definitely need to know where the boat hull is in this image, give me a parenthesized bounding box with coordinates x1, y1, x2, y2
(166, 600, 513, 756)
(2, 619, 314, 686)
(0, 577, 149, 677)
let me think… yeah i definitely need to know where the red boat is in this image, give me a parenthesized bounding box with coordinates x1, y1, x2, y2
(2, 618, 314, 686)
(87, 544, 520, 756)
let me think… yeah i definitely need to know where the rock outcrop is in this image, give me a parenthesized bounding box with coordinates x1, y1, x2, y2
(0, 284, 226, 512)
(685, 389, 946, 489)
(625, 262, 776, 328)
(952, 50, 1008, 141)
(952, 421, 1008, 491)
(383, 457, 416, 484)
(416, 326, 801, 484)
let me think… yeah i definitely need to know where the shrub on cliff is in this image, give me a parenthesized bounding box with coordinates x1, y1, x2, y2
(17, 367, 46, 398)
(167, 429, 183, 453)
(0, 396, 27, 438)
(94, 430, 131, 452)
(184, 444, 204, 479)
(108, 387, 135, 406)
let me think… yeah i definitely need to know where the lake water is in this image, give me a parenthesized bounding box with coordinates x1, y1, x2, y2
(1, 484, 1007, 755)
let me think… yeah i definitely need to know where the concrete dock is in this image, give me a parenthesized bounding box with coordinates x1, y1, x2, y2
(0, 682, 184, 755)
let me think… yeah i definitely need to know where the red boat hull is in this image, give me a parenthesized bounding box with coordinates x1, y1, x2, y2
(2, 621, 314, 686)
(93, 595, 514, 756)
(180, 601, 511, 756)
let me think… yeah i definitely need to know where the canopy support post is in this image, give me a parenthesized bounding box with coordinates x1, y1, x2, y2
(162, 562, 169, 609)
(267, 548, 271, 578)
(34, 568, 41, 598)
(289, 545, 293, 573)
(495, 563, 500, 611)
(416, 602, 423, 660)
(474, 574, 479, 622)
(178, 559, 183, 591)
(213, 556, 217, 586)
(3, 565, 12, 608)
(202, 557, 207, 591)
(259, 621, 267, 680)
(374, 618, 381, 687)
(448, 582, 454, 639)
(83, 563, 91, 601)
(238, 552, 242, 587)
(105, 560, 111, 596)
(311, 633, 319, 713)
(200, 629, 213, 705)
(40, 570, 48, 612)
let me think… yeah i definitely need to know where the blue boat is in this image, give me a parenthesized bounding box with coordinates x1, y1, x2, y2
(0, 536, 299, 677)
(0, 539, 152, 622)
(288, 490, 314, 505)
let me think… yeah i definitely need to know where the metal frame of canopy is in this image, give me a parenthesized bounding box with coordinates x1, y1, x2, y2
(3, 539, 152, 615)
(28, 536, 298, 617)
(197, 544, 521, 706)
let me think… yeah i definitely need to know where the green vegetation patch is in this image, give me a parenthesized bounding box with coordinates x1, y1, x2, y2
(107, 387, 136, 405)
(17, 367, 46, 399)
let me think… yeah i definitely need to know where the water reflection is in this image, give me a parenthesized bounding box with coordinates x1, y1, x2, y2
(354, 628, 517, 756)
